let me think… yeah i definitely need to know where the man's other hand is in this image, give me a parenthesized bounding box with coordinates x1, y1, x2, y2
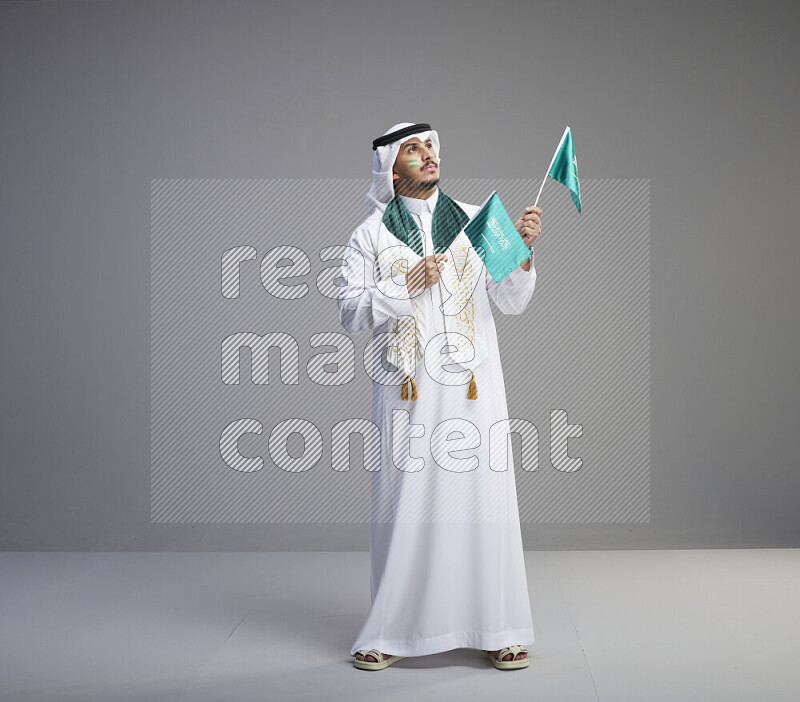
(406, 254, 448, 293)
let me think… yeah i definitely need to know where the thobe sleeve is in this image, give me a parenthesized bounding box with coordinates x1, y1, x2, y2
(337, 222, 417, 335)
(485, 248, 537, 315)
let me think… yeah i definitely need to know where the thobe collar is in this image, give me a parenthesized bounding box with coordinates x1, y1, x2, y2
(398, 186, 439, 216)
(382, 186, 468, 258)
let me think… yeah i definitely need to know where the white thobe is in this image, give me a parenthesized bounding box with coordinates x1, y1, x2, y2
(339, 186, 537, 657)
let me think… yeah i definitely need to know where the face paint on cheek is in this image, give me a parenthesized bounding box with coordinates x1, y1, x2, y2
(407, 160, 419, 168)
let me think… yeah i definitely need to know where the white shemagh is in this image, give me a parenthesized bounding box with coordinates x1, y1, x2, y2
(365, 122, 441, 218)
(366, 123, 488, 398)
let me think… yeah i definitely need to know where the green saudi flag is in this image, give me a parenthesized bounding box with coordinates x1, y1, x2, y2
(464, 191, 532, 283)
(536, 126, 582, 213)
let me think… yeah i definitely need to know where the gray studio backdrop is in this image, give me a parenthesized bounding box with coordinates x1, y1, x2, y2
(1, 0, 797, 551)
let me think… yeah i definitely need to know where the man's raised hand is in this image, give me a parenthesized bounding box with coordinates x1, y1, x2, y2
(406, 254, 448, 293)
(514, 206, 542, 247)
(514, 206, 542, 271)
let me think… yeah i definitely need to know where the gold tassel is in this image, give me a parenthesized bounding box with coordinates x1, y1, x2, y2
(467, 370, 478, 400)
(401, 375, 419, 401)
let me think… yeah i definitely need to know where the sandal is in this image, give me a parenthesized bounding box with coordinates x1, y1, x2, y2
(484, 645, 529, 670)
(353, 649, 405, 671)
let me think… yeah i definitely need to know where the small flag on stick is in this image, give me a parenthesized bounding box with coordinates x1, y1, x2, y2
(534, 126, 581, 213)
(464, 191, 532, 283)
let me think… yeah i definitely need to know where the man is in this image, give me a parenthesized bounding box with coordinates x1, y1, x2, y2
(338, 122, 542, 671)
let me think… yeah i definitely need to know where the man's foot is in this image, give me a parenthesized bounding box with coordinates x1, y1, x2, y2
(484, 644, 529, 670)
(355, 650, 386, 663)
(486, 645, 527, 661)
(353, 649, 405, 670)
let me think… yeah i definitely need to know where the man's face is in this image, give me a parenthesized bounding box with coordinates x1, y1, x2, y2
(392, 136, 439, 196)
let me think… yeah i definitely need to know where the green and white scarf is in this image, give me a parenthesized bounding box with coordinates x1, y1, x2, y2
(376, 190, 489, 402)
(381, 189, 470, 256)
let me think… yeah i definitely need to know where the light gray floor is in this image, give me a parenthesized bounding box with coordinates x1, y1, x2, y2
(0, 549, 797, 701)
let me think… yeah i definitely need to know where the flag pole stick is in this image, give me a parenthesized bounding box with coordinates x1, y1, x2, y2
(534, 125, 570, 207)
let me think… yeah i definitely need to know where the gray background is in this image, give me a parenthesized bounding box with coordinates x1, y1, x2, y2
(1, 0, 797, 550)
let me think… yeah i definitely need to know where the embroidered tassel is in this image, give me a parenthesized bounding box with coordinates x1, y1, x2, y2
(467, 370, 478, 400)
(401, 375, 419, 401)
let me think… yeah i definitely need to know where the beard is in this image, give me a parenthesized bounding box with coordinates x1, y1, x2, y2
(395, 175, 439, 196)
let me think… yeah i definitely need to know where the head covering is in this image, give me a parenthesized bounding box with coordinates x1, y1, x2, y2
(365, 122, 440, 217)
